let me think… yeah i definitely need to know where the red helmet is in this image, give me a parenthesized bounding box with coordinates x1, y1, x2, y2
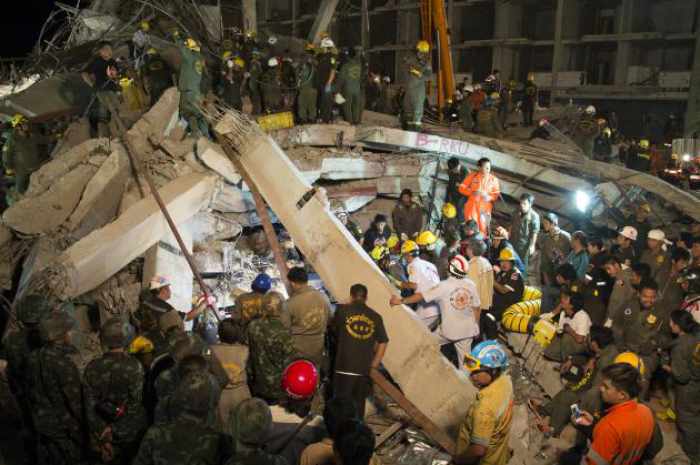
(282, 360, 319, 400)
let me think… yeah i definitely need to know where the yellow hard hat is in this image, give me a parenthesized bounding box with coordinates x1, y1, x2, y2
(146, 47, 157, 55)
(128, 335, 154, 354)
(222, 51, 233, 60)
(119, 77, 133, 87)
(603, 127, 612, 137)
(416, 230, 437, 247)
(614, 352, 645, 375)
(10, 114, 26, 128)
(185, 38, 201, 52)
(370, 246, 390, 262)
(140, 20, 150, 32)
(490, 92, 500, 99)
(387, 234, 400, 249)
(416, 40, 430, 53)
(233, 57, 245, 68)
(533, 319, 557, 348)
(639, 139, 650, 149)
(498, 248, 516, 262)
(401, 240, 419, 255)
(442, 202, 457, 219)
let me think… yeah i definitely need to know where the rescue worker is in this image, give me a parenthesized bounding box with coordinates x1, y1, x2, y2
(297, 43, 318, 124)
(679, 267, 700, 323)
(521, 73, 537, 126)
(574, 105, 600, 158)
(391, 188, 424, 240)
(614, 279, 664, 397)
(439, 201, 461, 245)
(220, 55, 246, 111)
(392, 255, 480, 369)
(84, 318, 147, 465)
(465, 239, 495, 339)
(457, 86, 475, 131)
(455, 340, 513, 465)
(379, 75, 397, 114)
(261, 57, 283, 112)
(543, 288, 592, 362)
(416, 230, 439, 267)
(640, 229, 671, 281)
(539, 212, 571, 291)
(226, 398, 288, 465)
(316, 37, 338, 123)
(629, 139, 652, 173)
(664, 310, 700, 464)
(333, 284, 388, 418)
(508, 193, 540, 280)
(210, 318, 252, 434)
(492, 248, 525, 321)
(134, 372, 229, 465)
(458, 157, 501, 236)
(603, 254, 636, 325)
(366, 74, 382, 111)
(175, 34, 208, 138)
(362, 214, 392, 252)
(371, 245, 406, 285)
(248, 49, 264, 115)
(142, 48, 174, 107)
(334, 206, 363, 242)
(247, 292, 296, 403)
(4, 294, 49, 462)
(657, 248, 691, 317)
(131, 20, 151, 71)
(231, 272, 272, 342)
(477, 93, 505, 138)
(469, 84, 486, 130)
(402, 41, 432, 131)
(497, 82, 512, 129)
(446, 157, 468, 218)
(612, 202, 652, 258)
(134, 275, 177, 333)
(337, 47, 363, 124)
(611, 226, 638, 268)
(2, 114, 49, 194)
(593, 127, 613, 161)
(399, 240, 441, 329)
(286, 267, 332, 369)
(26, 311, 84, 465)
(82, 41, 120, 138)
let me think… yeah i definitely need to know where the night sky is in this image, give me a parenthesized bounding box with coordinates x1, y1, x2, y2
(0, 0, 79, 58)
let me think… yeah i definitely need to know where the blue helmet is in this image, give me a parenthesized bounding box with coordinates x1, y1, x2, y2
(251, 273, 272, 293)
(464, 340, 508, 372)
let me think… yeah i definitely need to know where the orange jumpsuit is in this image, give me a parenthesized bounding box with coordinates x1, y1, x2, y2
(458, 171, 501, 236)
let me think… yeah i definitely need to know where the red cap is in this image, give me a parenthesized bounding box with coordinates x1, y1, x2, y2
(282, 360, 319, 400)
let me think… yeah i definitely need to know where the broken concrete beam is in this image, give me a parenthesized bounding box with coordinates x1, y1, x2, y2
(51, 117, 92, 158)
(320, 157, 384, 180)
(210, 182, 255, 213)
(143, 225, 194, 314)
(214, 113, 475, 431)
(53, 173, 217, 299)
(66, 144, 130, 239)
(26, 138, 111, 197)
(189, 211, 243, 245)
(125, 87, 180, 158)
(197, 138, 242, 185)
(280, 124, 358, 148)
(3, 164, 99, 235)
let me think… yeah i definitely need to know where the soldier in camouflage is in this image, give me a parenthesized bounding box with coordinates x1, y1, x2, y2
(84, 318, 148, 465)
(133, 371, 231, 465)
(247, 291, 296, 402)
(226, 398, 289, 465)
(26, 311, 84, 465)
(4, 294, 49, 463)
(230, 272, 271, 344)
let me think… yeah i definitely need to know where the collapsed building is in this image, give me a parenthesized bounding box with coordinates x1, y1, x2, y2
(0, 1, 698, 464)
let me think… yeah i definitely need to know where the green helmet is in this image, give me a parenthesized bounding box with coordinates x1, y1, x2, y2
(100, 317, 133, 349)
(16, 294, 50, 324)
(39, 311, 76, 342)
(231, 398, 272, 445)
(174, 372, 214, 415)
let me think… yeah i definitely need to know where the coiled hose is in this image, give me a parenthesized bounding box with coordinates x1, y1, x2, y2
(523, 286, 543, 301)
(500, 298, 557, 348)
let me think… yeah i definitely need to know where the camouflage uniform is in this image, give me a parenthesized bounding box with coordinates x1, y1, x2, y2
(154, 362, 221, 427)
(134, 291, 176, 333)
(134, 372, 231, 465)
(226, 398, 289, 465)
(287, 285, 332, 369)
(247, 316, 296, 401)
(26, 313, 84, 465)
(230, 291, 266, 343)
(84, 352, 148, 464)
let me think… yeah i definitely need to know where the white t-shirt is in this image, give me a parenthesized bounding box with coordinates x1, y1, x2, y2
(408, 257, 441, 318)
(422, 276, 480, 341)
(558, 309, 592, 337)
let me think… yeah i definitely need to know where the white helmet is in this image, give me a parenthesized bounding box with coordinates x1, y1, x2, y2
(320, 37, 335, 48)
(463, 84, 474, 93)
(268, 36, 278, 45)
(383, 76, 391, 83)
(334, 93, 346, 104)
(585, 105, 596, 115)
(268, 57, 279, 67)
(449, 255, 469, 278)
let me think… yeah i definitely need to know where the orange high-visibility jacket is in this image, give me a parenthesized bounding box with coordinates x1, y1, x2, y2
(458, 171, 501, 235)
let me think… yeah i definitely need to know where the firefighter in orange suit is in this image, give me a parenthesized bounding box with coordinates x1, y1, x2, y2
(458, 157, 501, 236)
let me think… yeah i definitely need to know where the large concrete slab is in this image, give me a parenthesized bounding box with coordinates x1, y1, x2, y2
(214, 113, 475, 432)
(53, 173, 217, 299)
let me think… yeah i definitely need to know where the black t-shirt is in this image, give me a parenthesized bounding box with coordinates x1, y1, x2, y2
(86, 56, 119, 91)
(332, 302, 388, 376)
(315, 54, 336, 89)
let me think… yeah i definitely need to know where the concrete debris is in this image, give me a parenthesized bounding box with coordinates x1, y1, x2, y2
(320, 157, 384, 180)
(210, 181, 255, 213)
(50, 117, 92, 158)
(189, 211, 243, 246)
(143, 226, 194, 314)
(197, 138, 243, 185)
(87, 267, 142, 324)
(3, 164, 99, 235)
(49, 173, 217, 300)
(125, 87, 180, 159)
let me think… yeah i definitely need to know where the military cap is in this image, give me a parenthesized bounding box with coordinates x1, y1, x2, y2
(231, 397, 272, 445)
(16, 294, 50, 324)
(39, 311, 76, 342)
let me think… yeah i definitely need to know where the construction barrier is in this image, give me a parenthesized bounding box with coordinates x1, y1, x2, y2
(523, 286, 542, 301)
(500, 298, 556, 348)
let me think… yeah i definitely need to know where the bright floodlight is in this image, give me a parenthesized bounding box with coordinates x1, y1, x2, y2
(575, 190, 590, 213)
(682, 154, 692, 162)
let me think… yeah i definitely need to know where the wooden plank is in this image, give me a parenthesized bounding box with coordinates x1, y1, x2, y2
(374, 421, 403, 448)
